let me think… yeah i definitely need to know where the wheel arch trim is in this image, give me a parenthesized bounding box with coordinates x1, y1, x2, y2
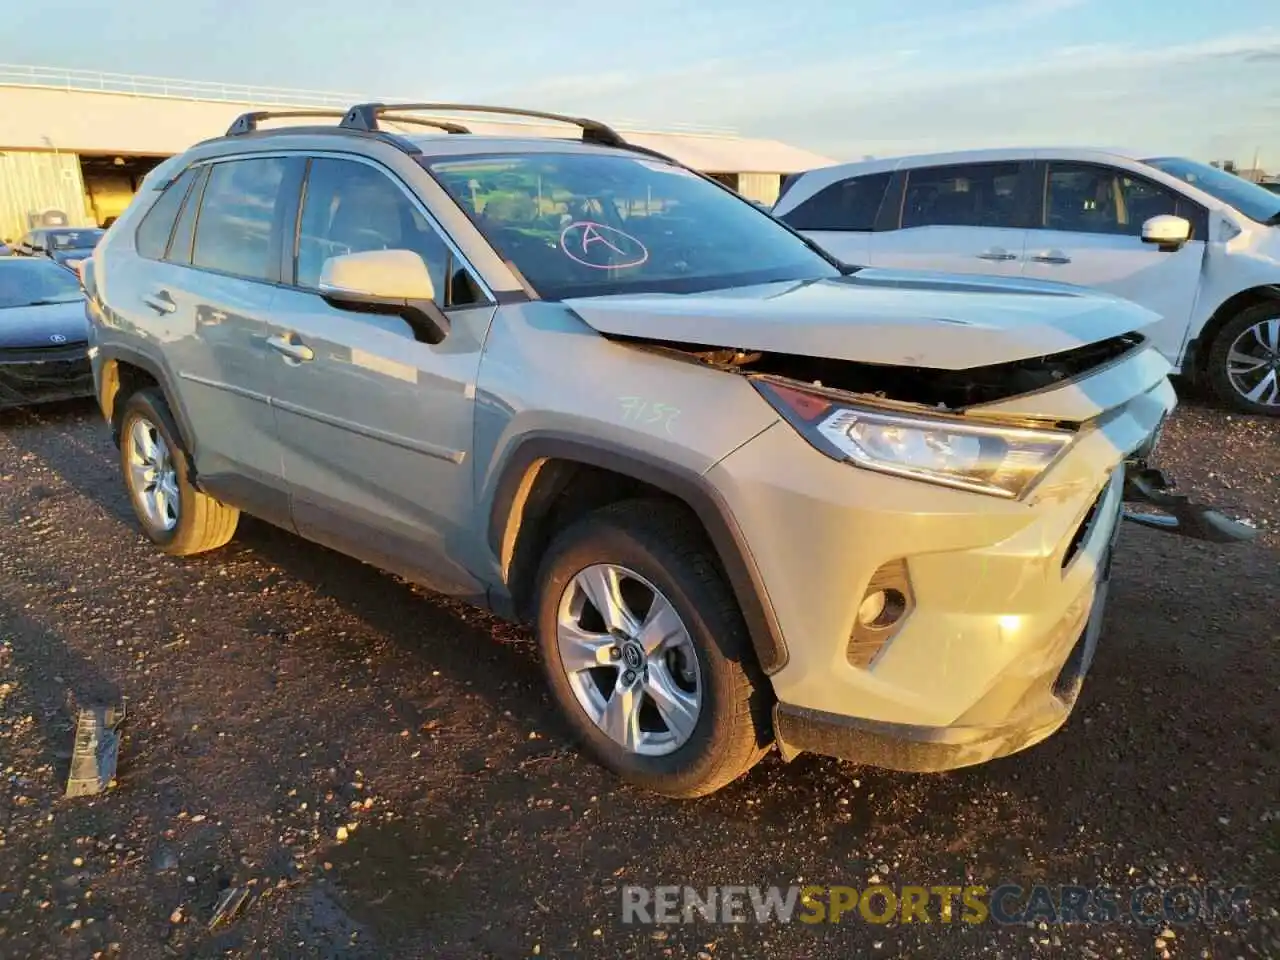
(485, 433, 789, 674)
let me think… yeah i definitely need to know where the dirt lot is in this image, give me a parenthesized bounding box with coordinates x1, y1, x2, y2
(0, 396, 1276, 960)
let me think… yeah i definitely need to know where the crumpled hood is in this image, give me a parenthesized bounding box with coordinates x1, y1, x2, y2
(566, 269, 1162, 370)
(0, 299, 89, 349)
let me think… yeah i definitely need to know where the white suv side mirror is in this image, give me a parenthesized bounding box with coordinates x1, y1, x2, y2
(317, 249, 449, 344)
(1141, 214, 1191, 251)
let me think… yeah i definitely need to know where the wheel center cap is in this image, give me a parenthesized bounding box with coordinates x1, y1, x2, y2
(622, 642, 644, 670)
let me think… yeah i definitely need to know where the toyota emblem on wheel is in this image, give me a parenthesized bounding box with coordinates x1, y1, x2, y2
(48, 334, 67, 344)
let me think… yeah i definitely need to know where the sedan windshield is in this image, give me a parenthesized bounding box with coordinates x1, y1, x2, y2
(1142, 157, 1280, 224)
(46, 229, 105, 250)
(0, 258, 84, 309)
(425, 152, 841, 298)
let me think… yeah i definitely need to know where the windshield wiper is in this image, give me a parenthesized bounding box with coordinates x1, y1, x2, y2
(28, 296, 83, 305)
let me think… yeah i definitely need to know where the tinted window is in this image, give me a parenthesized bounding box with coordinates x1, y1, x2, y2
(1143, 157, 1280, 224)
(167, 166, 208, 265)
(901, 162, 1021, 229)
(426, 153, 840, 299)
(135, 168, 198, 261)
(1046, 164, 1184, 236)
(295, 158, 483, 306)
(47, 229, 104, 250)
(193, 158, 289, 281)
(778, 172, 892, 231)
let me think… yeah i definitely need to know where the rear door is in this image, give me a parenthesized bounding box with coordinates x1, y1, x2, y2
(145, 154, 305, 524)
(266, 155, 497, 597)
(866, 160, 1033, 277)
(1020, 161, 1206, 366)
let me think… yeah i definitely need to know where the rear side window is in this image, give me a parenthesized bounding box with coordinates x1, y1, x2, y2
(778, 172, 892, 231)
(901, 162, 1022, 229)
(166, 166, 209, 265)
(135, 167, 198, 260)
(192, 158, 291, 281)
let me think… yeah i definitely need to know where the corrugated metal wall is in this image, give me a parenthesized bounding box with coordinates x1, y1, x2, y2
(737, 172, 782, 206)
(0, 150, 93, 243)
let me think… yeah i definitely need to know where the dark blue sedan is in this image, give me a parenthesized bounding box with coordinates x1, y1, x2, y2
(16, 228, 106, 270)
(0, 257, 94, 408)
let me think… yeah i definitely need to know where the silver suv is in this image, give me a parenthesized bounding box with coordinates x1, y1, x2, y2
(82, 104, 1252, 797)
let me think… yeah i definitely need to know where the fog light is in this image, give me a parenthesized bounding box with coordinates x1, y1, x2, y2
(858, 588, 907, 629)
(847, 559, 913, 669)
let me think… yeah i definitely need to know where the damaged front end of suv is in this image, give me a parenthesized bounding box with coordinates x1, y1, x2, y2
(560, 266, 1255, 774)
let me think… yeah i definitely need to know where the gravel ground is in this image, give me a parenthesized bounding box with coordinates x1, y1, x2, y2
(0, 396, 1276, 960)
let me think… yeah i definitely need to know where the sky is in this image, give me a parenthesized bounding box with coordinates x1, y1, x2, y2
(6, 0, 1280, 165)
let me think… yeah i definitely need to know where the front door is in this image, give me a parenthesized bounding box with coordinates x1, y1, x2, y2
(1020, 162, 1206, 367)
(866, 160, 1030, 278)
(266, 156, 496, 597)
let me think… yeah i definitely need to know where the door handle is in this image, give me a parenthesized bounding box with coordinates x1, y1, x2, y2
(266, 334, 315, 363)
(1031, 252, 1072, 264)
(976, 250, 1017, 261)
(142, 290, 176, 314)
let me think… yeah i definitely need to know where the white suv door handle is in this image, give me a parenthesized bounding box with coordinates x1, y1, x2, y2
(1031, 251, 1072, 264)
(976, 249, 1017, 261)
(266, 334, 315, 363)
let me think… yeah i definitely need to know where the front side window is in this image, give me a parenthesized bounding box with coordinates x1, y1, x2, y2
(425, 152, 840, 299)
(901, 162, 1022, 229)
(1045, 164, 1184, 236)
(1142, 157, 1280, 224)
(136, 167, 199, 261)
(192, 158, 291, 281)
(0, 258, 83, 309)
(777, 172, 893, 232)
(295, 158, 483, 306)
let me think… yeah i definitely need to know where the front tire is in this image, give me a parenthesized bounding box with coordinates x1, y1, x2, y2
(534, 499, 773, 798)
(118, 388, 239, 555)
(1206, 303, 1280, 415)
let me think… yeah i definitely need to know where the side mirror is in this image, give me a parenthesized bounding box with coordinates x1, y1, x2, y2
(1141, 215, 1191, 252)
(317, 249, 450, 345)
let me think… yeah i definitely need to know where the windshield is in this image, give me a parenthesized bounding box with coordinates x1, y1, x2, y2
(46, 229, 104, 250)
(0, 258, 84, 309)
(1142, 157, 1280, 224)
(425, 153, 840, 298)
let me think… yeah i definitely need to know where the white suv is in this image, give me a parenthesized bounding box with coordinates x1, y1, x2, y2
(773, 149, 1280, 415)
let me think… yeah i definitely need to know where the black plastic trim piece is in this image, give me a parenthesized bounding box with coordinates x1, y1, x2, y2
(486, 434, 789, 674)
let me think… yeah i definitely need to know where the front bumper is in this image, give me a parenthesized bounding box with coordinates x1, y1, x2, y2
(0, 345, 95, 409)
(709, 368, 1241, 771)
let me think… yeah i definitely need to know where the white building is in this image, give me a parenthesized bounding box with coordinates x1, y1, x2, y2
(0, 64, 837, 241)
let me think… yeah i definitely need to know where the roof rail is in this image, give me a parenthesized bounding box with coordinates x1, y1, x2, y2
(376, 115, 471, 135)
(226, 109, 351, 136)
(339, 103, 629, 148)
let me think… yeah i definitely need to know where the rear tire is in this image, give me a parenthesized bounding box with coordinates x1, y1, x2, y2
(118, 388, 239, 555)
(534, 499, 773, 798)
(1206, 302, 1280, 415)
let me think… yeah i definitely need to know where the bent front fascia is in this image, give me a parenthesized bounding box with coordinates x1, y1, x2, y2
(708, 350, 1177, 762)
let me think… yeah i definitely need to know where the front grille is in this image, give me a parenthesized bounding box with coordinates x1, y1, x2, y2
(0, 342, 90, 364)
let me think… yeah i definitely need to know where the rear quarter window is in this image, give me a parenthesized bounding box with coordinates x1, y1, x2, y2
(135, 168, 199, 261)
(777, 172, 892, 231)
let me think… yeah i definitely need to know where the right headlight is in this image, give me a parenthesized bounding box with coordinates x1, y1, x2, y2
(755, 379, 1075, 499)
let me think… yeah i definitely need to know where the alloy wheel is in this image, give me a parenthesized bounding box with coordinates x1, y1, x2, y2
(126, 416, 179, 532)
(555, 563, 702, 757)
(1226, 315, 1280, 408)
